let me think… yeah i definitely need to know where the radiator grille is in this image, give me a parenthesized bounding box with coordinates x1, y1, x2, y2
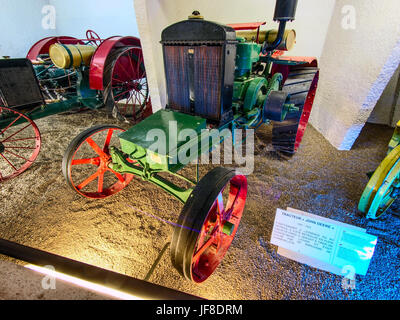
(164, 45, 224, 122)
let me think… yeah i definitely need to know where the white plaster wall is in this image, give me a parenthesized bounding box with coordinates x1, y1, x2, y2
(134, 0, 335, 111)
(0, 0, 56, 58)
(309, 0, 400, 150)
(368, 65, 400, 127)
(49, 0, 139, 39)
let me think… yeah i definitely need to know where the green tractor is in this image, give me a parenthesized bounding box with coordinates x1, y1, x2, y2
(62, 0, 319, 283)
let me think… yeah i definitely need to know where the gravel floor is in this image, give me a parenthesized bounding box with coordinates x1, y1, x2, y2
(0, 109, 399, 300)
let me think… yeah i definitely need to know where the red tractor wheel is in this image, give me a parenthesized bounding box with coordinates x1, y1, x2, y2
(62, 125, 134, 199)
(0, 106, 41, 182)
(272, 66, 319, 156)
(171, 167, 247, 283)
(103, 46, 149, 124)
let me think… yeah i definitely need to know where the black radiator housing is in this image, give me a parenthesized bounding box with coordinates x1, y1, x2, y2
(161, 17, 237, 126)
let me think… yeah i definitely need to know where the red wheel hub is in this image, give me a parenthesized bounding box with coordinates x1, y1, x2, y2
(191, 175, 247, 283)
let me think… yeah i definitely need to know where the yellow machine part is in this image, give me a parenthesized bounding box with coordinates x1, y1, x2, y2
(236, 29, 296, 51)
(49, 44, 96, 69)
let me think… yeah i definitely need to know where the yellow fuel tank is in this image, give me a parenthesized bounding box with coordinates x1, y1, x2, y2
(49, 44, 96, 69)
(236, 29, 296, 51)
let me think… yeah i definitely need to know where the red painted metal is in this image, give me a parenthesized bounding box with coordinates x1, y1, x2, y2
(272, 55, 318, 65)
(108, 46, 149, 122)
(191, 174, 247, 283)
(271, 58, 319, 153)
(227, 22, 266, 30)
(294, 70, 319, 151)
(89, 36, 141, 90)
(0, 106, 41, 182)
(86, 30, 102, 46)
(271, 56, 318, 83)
(67, 127, 134, 199)
(26, 36, 85, 61)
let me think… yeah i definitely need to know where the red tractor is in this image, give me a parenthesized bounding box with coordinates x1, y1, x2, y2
(0, 30, 150, 182)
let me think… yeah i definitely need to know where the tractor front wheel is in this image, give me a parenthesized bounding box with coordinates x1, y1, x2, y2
(171, 167, 247, 283)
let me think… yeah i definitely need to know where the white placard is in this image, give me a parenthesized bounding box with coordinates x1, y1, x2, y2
(271, 208, 378, 276)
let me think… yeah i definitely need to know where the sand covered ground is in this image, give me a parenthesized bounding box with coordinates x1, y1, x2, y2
(0, 109, 399, 300)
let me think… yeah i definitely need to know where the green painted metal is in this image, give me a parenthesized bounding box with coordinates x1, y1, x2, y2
(235, 38, 262, 77)
(388, 120, 400, 154)
(109, 147, 194, 203)
(118, 109, 207, 172)
(243, 77, 267, 112)
(76, 68, 103, 109)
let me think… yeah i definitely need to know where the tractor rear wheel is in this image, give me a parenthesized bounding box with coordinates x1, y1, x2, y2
(272, 67, 319, 156)
(62, 125, 133, 199)
(0, 106, 41, 182)
(359, 145, 400, 219)
(171, 167, 247, 283)
(103, 46, 149, 124)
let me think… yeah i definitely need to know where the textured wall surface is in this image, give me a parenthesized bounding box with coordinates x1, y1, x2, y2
(310, 0, 400, 150)
(0, 0, 139, 58)
(368, 65, 400, 127)
(49, 0, 139, 39)
(134, 0, 335, 112)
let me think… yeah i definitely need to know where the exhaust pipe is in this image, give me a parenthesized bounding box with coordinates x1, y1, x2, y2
(262, 0, 298, 53)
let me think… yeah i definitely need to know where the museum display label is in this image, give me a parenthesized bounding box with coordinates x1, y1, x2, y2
(271, 208, 378, 276)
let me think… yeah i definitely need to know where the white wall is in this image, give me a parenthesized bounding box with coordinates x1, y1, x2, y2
(49, 0, 139, 39)
(0, 0, 139, 58)
(309, 0, 400, 150)
(134, 0, 336, 111)
(0, 0, 56, 58)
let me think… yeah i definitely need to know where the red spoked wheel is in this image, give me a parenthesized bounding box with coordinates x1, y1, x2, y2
(62, 125, 134, 199)
(0, 106, 41, 182)
(103, 46, 149, 124)
(86, 30, 102, 46)
(171, 167, 247, 283)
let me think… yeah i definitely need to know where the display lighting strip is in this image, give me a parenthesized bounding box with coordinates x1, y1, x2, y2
(25, 264, 142, 300)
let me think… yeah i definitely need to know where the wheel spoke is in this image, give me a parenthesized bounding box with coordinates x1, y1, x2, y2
(108, 167, 125, 183)
(193, 227, 220, 262)
(77, 170, 100, 190)
(2, 137, 37, 143)
(4, 146, 36, 150)
(103, 129, 114, 151)
(0, 153, 17, 171)
(0, 114, 23, 136)
(2, 123, 32, 142)
(71, 157, 100, 166)
(3, 150, 30, 162)
(98, 172, 104, 193)
(216, 192, 225, 216)
(86, 137, 107, 157)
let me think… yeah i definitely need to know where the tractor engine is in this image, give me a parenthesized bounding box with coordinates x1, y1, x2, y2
(161, 2, 302, 132)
